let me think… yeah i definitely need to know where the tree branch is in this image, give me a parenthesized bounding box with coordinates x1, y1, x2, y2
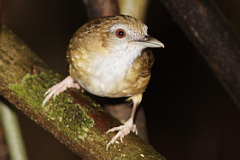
(0, 25, 165, 159)
(160, 0, 240, 109)
(0, 101, 28, 160)
(118, 0, 149, 21)
(83, 0, 119, 20)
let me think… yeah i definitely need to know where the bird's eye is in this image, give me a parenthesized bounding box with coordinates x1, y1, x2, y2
(115, 29, 126, 38)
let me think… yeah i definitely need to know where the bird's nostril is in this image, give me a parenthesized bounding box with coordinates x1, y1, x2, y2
(143, 36, 150, 41)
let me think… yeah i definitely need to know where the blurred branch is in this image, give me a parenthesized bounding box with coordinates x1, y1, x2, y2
(0, 25, 165, 159)
(0, 114, 7, 160)
(83, 0, 119, 19)
(160, 0, 240, 109)
(0, 101, 28, 160)
(118, 0, 149, 21)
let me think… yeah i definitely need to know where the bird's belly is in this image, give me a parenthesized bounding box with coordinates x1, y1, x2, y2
(76, 75, 134, 98)
(71, 65, 150, 98)
(70, 48, 150, 98)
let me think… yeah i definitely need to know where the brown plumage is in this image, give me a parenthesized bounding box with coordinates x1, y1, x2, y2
(43, 15, 164, 150)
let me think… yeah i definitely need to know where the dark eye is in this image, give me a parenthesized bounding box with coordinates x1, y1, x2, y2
(116, 29, 126, 38)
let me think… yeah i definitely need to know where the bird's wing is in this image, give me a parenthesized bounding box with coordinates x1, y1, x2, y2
(136, 49, 154, 78)
(124, 49, 154, 95)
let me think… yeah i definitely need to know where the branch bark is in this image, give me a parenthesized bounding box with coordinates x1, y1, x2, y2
(160, 0, 240, 109)
(0, 25, 165, 159)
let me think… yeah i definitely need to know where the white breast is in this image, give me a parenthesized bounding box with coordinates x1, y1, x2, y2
(78, 43, 144, 97)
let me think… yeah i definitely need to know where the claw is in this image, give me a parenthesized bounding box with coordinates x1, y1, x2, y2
(106, 118, 137, 150)
(42, 76, 80, 106)
(106, 94, 142, 150)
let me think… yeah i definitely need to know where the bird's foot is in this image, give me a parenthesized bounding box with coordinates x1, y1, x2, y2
(106, 118, 137, 150)
(42, 76, 80, 106)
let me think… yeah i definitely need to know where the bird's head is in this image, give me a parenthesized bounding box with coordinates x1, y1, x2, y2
(70, 15, 164, 57)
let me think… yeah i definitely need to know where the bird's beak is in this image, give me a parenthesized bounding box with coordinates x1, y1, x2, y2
(134, 35, 164, 48)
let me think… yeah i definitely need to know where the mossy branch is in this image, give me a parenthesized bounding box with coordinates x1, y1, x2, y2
(0, 25, 165, 159)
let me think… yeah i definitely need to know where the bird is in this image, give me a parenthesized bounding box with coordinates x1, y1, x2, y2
(42, 15, 164, 150)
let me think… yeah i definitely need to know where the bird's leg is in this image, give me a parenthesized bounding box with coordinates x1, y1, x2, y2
(42, 76, 81, 106)
(106, 94, 142, 150)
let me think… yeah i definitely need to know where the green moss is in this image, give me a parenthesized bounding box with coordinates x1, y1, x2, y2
(9, 72, 94, 140)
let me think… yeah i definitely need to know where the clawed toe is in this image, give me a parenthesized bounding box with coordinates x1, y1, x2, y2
(106, 118, 137, 150)
(42, 76, 80, 106)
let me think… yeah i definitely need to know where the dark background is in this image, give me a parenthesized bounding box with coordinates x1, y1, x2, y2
(2, 0, 240, 159)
